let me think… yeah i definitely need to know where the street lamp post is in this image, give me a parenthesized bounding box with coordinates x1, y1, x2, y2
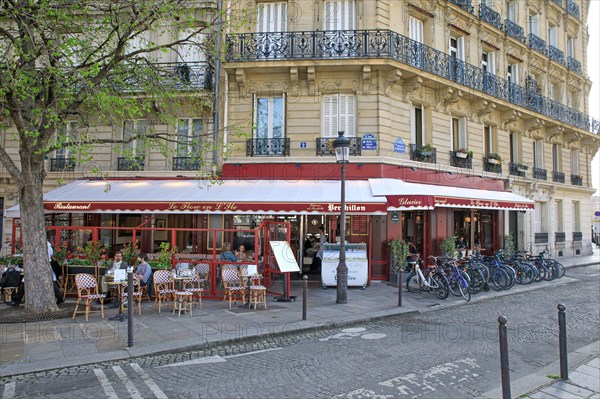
(333, 131, 350, 304)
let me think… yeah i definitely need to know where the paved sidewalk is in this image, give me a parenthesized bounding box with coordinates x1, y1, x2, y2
(0, 249, 599, 386)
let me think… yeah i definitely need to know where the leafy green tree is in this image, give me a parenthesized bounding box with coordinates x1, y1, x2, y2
(0, 1, 245, 313)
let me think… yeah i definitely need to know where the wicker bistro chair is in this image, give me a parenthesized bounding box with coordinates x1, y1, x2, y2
(248, 275, 267, 310)
(194, 263, 210, 289)
(72, 273, 105, 321)
(182, 274, 203, 309)
(153, 270, 176, 313)
(221, 268, 246, 308)
(122, 275, 143, 315)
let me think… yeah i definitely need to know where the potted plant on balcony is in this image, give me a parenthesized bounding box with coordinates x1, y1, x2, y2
(517, 163, 529, 173)
(416, 144, 433, 157)
(487, 153, 502, 164)
(456, 148, 473, 159)
(388, 239, 408, 285)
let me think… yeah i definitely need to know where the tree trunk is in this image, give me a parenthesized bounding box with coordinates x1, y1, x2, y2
(19, 159, 58, 314)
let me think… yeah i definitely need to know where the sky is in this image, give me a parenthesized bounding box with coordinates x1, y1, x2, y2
(589, 1, 600, 195)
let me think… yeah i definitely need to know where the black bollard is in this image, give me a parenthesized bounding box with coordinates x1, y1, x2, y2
(127, 269, 134, 348)
(398, 269, 403, 307)
(498, 316, 511, 399)
(302, 275, 308, 321)
(558, 303, 568, 380)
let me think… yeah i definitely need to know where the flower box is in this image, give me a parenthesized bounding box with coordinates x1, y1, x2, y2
(517, 165, 528, 172)
(487, 158, 500, 165)
(456, 152, 468, 159)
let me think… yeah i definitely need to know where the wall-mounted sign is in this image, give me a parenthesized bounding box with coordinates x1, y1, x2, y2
(300, 142, 307, 148)
(393, 138, 406, 153)
(390, 211, 399, 224)
(361, 134, 377, 150)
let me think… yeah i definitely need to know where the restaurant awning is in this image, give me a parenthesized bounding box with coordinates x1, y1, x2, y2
(369, 178, 534, 211)
(5, 179, 388, 217)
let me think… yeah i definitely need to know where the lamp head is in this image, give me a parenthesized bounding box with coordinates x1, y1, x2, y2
(333, 130, 350, 164)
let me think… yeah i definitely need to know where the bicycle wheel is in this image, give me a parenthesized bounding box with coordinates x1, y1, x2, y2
(491, 268, 510, 290)
(466, 267, 484, 294)
(447, 274, 461, 297)
(406, 272, 421, 293)
(430, 273, 449, 299)
(458, 275, 471, 302)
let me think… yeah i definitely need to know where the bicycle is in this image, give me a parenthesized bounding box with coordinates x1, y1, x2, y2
(440, 257, 471, 302)
(405, 257, 449, 300)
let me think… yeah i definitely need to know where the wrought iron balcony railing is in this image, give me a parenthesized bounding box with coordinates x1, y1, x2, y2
(483, 156, 502, 174)
(117, 157, 145, 171)
(479, 3, 503, 30)
(572, 231, 582, 242)
(552, 171, 565, 183)
(410, 144, 437, 164)
(246, 138, 291, 157)
(552, 0, 563, 6)
(504, 19, 526, 44)
(450, 151, 472, 169)
(566, 0, 580, 19)
(535, 232, 549, 243)
(571, 174, 583, 185)
(529, 33, 547, 55)
(172, 157, 202, 171)
(50, 157, 75, 172)
(509, 162, 528, 177)
(555, 232, 565, 243)
(448, 0, 473, 13)
(567, 56, 582, 74)
(548, 45, 565, 65)
(532, 167, 547, 180)
(225, 30, 600, 134)
(120, 62, 213, 93)
(316, 137, 361, 156)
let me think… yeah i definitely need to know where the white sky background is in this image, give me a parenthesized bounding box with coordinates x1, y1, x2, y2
(589, 1, 600, 195)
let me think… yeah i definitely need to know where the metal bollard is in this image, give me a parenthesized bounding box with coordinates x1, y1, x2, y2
(127, 270, 134, 348)
(302, 275, 308, 320)
(498, 316, 511, 399)
(558, 303, 568, 380)
(398, 269, 403, 307)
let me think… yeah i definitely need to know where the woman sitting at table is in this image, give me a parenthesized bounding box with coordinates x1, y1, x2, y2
(235, 244, 253, 261)
(220, 242, 238, 262)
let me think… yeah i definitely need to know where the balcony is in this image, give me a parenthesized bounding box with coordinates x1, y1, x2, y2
(566, 0, 580, 19)
(479, 3, 502, 30)
(121, 62, 213, 93)
(532, 167, 547, 180)
(528, 34, 547, 55)
(226, 30, 600, 134)
(504, 19, 526, 44)
(548, 45, 565, 65)
(49, 157, 75, 172)
(117, 157, 145, 171)
(483, 156, 502, 174)
(410, 144, 437, 164)
(535, 233, 548, 244)
(552, 171, 565, 183)
(509, 162, 528, 177)
(570, 174, 583, 186)
(246, 138, 291, 157)
(450, 150, 472, 169)
(552, 0, 563, 6)
(448, 0, 473, 13)
(555, 232, 565, 243)
(172, 157, 202, 171)
(316, 137, 361, 157)
(567, 56, 582, 74)
(572, 231, 582, 242)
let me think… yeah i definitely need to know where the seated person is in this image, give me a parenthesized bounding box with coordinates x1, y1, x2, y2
(235, 244, 252, 261)
(135, 253, 152, 287)
(1, 266, 23, 306)
(100, 252, 129, 299)
(220, 242, 238, 262)
(455, 236, 467, 258)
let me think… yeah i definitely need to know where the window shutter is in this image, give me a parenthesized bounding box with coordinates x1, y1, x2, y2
(322, 95, 338, 137)
(409, 17, 423, 42)
(488, 52, 496, 75)
(529, 14, 539, 36)
(340, 94, 356, 136)
(458, 117, 467, 148)
(258, 2, 287, 32)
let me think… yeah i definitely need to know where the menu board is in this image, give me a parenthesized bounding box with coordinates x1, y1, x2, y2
(269, 241, 301, 273)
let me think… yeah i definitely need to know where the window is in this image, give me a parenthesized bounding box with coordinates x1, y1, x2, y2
(255, 96, 285, 139)
(322, 94, 355, 137)
(506, 0, 517, 22)
(125, 31, 150, 58)
(548, 82, 557, 101)
(449, 36, 465, 81)
(534, 202, 547, 233)
(507, 63, 519, 85)
(548, 25, 558, 47)
(529, 13, 539, 36)
(552, 143, 561, 171)
(323, 0, 355, 30)
(567, 36, 575, 57)
(571, 201, 580, 232)
(55, 122, 77, 158)
(451, 117, 467, 151)
(555, 200, 563, 232)
(509, 131, 519, 163)
(257, 2, 288, 32)
(482, 51, 495, 75)
(567, 91, 572, 108)
(409, 16, 423, 42)
(483, 125, 494, 154)
(177, 29, 206, 63)
(177, 118, 203, 156)
(411, 105, 425, 146)
(570, 149, 579, 175)
(533, 139, 544, 168)
(122, 120, 147, 155)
